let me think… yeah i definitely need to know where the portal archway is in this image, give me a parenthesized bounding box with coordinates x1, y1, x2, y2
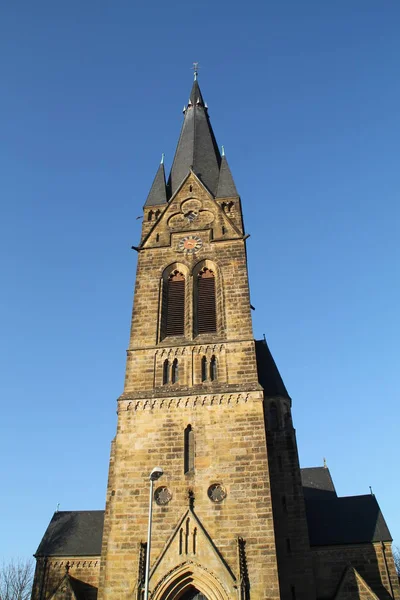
(151, 562, 229, 600)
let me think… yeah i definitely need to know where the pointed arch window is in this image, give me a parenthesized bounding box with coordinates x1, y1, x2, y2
(210, 355, 217, 381)
(171, 358, 179, 384)
(163, 359, 169, 385)
(197, 268, 216, 334)
(201, 356, 207, 382)
(162, 270, 185, 338)
(184, 425, 194, 474)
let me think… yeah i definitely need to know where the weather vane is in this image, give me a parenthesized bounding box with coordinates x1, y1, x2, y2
(192, 62, 200, 81)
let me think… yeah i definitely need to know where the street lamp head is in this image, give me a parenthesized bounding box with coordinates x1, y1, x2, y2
(149, 466, 164, 481)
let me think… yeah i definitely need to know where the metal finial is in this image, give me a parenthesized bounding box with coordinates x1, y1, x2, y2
(221, 145, 225, 157)
(323, 457, 327, 468)
(192, 62, 199, 80)
(56, 502, 60, 512)
(160, 153, 165, 165)
(369, 486, 374, 495)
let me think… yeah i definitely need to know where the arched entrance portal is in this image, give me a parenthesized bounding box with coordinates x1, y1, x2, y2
(151, 562, 230, 600)
(178, 586, 208, 600)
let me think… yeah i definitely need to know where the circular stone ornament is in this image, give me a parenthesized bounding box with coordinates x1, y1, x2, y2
(207, 483, 227, 503)
(154, 486, 172, 506)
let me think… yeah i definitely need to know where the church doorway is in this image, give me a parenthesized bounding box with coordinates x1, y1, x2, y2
(176, 586, 208, 600)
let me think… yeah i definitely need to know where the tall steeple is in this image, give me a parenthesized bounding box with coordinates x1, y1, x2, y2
(168, 78, 221, 197)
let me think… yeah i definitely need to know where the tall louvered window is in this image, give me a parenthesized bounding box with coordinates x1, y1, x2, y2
(163, 270, 185, 337)
(197, 268, 216, 334)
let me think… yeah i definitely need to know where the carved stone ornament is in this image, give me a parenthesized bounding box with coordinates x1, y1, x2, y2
(207, 483, 227, 503)
(155, 486, 172, 505)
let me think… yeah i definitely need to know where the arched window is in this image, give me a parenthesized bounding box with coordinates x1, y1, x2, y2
(171, 358, 179, 384)
(197, 268, 216, 334)
(163, 359, 169, 385)
(155, 209, 160, 219)
(162, 270, 185, 337)
(184, 425, 194, 474)
(201, 356, 207, 382)
(147, 210, 153, 222)
(269, 402, 279, 431)
(210, 355, 217, 381)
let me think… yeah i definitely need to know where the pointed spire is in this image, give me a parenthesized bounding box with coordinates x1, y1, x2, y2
(216, 153, 238, 198)
(169, 78, 221, 196)
(144, 159, 167, 207)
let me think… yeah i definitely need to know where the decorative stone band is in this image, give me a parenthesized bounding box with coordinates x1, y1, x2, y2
(119, 391, 263, 413)
(49, 559, 99, 570)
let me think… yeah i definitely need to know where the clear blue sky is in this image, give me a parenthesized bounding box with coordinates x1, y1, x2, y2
(1, 1, 399, 562)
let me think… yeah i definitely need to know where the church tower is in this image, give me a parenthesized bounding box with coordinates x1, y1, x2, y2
(31, 74, 400, 600)
(97, 76, 316, 600)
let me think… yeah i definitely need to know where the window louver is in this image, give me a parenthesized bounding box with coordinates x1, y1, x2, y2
(197, 269, 216, 333)
(164, 271, 185, 337)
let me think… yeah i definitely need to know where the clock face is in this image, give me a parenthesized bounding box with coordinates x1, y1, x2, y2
(178, 235, 203, 254)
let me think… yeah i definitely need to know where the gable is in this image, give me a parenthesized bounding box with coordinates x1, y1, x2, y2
(141, 172, 242, 250)
(48, 574, 98, 600)
(149, 506, 236, 598)
(334, 566, 380, 600)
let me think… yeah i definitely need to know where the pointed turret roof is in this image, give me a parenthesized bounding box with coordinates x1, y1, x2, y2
(216, 153, 238, 197)
(168, 79, 221, 197)
(144, 158, 167, 207)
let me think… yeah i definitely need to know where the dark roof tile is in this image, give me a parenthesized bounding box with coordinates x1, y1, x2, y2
(144, 162, 167, 207)
(255, 339, 289, 398)
(216, 156, 238, 198)
(304, 494, 392, 546)
(301, 466, 337, 499)
(35, 511, 104, 557)
(168, 80, 221, 197)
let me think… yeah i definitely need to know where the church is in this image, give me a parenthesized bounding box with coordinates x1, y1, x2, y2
(31, 75, 399, 600)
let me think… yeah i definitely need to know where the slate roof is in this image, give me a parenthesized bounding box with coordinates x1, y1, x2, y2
(216, 155, 238, 198)
(255, 339, 290, 398)
(168, 79, 221, 197)
(144, 161, 167, 207)
(35, 511, 104, 557)
(304, 493, 392, 546)
(301, 466, 337, 499)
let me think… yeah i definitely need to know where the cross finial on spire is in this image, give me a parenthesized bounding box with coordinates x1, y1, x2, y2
(192, 62, 199, 81)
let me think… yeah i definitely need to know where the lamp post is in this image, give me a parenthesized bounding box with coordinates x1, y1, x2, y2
(144, 466, 164, 600)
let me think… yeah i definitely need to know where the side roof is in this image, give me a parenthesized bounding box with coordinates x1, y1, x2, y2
(301, 466, 337, 499)
(304, 494, 392, 546)
(300, 468, 392, 546)
(255, 339, 290, 398)
(35, 511, 104, 557)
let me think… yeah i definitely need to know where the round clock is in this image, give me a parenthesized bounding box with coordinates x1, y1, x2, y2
(178, 235, 203, 254)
